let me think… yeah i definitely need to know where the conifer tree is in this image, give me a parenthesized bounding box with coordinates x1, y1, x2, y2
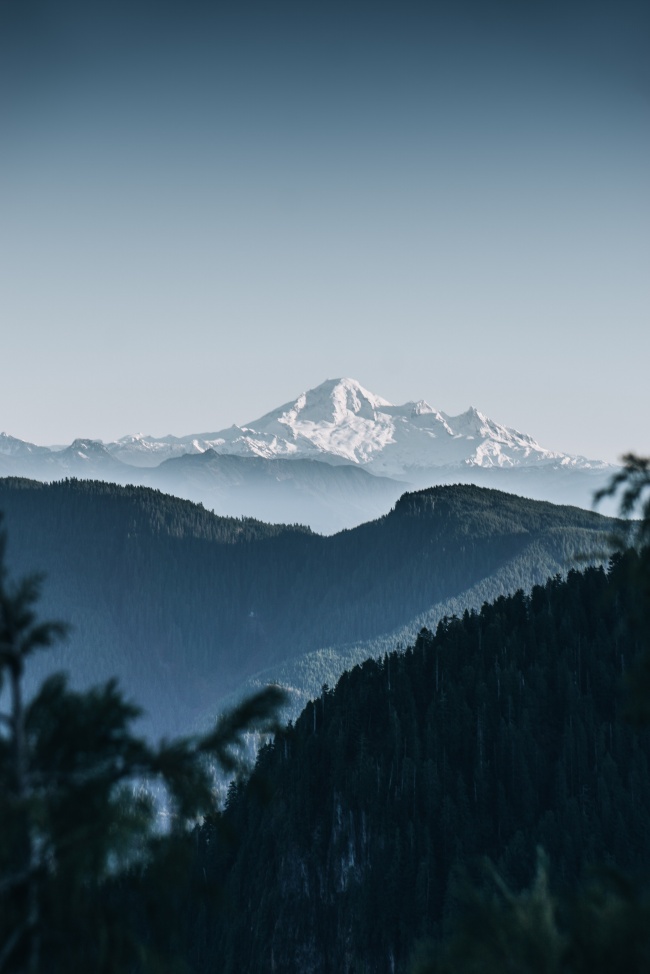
(411, 454, 650, 974)
(0, 516, 285, 973)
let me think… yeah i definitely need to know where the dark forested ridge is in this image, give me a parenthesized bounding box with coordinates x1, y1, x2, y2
(0, 477, 619, 734)
(187, 553, 650, 974)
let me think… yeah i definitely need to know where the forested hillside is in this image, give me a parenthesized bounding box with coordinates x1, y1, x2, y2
(186, 552, 650, 974)
(0, 477, 619, 734)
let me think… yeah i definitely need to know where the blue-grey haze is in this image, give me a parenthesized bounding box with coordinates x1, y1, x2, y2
(1, 0, 648, 462)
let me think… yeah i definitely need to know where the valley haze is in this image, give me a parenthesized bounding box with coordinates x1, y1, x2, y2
(1, 0, 648, 968)
(0, 477, 621, 738)
(0, 378, 617, 534)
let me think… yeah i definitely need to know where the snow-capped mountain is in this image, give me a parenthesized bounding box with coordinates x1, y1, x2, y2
(101, 377, 609, 480)
(107, 434, 207, 467)
(0, 379, 616, 532)
(0, 435, 135, 484)
(0, 432, 51, 458)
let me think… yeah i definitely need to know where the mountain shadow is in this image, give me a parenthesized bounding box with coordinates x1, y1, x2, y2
(0, 477, 619, 735)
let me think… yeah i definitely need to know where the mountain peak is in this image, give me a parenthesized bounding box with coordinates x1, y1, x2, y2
(211, 379, 596, 474)
(410, 400, 437, 417)
(301, 377, 393, 421)
(278, 377, 393, 420)
(62, 439, 116, 462)
(239, 377, 393, 451)
(3, 379, 606, 481)
(69, 438, 105, 450)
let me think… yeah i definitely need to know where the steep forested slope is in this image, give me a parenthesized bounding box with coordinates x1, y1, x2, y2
(188, 553, 650, 974)
(0, 477, 618, 734)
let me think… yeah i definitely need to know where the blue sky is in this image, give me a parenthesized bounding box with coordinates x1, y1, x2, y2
(1, 0, 648, 461)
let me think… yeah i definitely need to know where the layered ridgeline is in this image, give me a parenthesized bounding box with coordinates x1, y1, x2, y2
(186, 554, 650, 974)
(0, 477, 618, 735)
(0, 379, 616, 533)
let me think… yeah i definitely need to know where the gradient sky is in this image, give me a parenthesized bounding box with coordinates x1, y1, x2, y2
(1, 0, 648, 462)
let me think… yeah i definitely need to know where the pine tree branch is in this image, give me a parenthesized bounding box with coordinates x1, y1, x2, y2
(0, 917, 32, 972)
(0, 863, 40, 896)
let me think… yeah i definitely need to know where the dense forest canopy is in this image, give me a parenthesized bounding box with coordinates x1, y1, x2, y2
(1, 456, 649, 972)
(0, 511, 286, 973)
(0, 477, 619, 735)
(183, 551, 650, 973)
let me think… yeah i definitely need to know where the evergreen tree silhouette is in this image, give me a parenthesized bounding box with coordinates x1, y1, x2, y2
(0, 515, 285, 972)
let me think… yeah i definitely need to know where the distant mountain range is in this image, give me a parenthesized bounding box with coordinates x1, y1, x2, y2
(0, 378, 616, 531)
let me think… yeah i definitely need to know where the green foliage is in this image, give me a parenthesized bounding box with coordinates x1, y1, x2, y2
(428, 851, 566, 974)
(595, 454, 650, 542)
(418, 854, 650, 974)
(0, 515, 285, 973)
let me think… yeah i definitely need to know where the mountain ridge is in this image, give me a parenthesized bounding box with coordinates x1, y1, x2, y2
(0, 378, 616, 531)
(118, 377, 611, 475)
(2, 377, 611, 475)
(0, 476, 620, 736)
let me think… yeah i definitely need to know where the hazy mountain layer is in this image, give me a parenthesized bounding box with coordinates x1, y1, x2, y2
(1, 379, 616, 533)
(146, 451, 405, 535)
(0, 477, 619, 737)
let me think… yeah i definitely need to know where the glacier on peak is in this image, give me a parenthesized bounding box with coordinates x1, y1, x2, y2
(166, 377, 597, 478)
(13, 377, 607, 480)
(0, 377, 618, 532)
(409, 400, 436, 416)
(245, 377, 392, 430)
